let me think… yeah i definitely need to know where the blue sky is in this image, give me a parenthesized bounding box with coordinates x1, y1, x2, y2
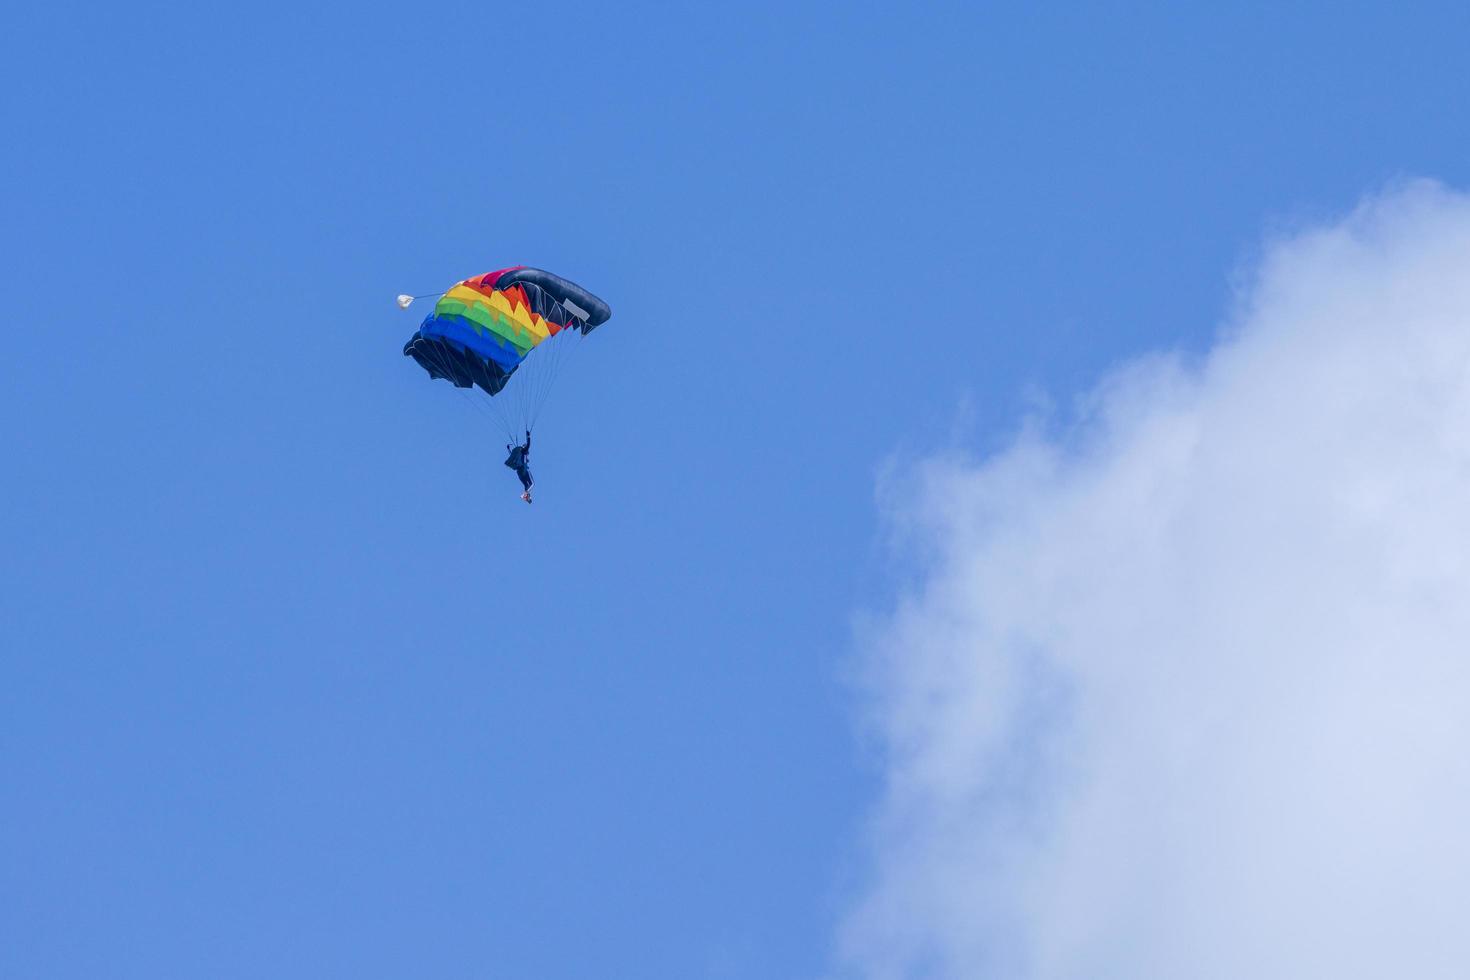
(4, 2, 1469, 977)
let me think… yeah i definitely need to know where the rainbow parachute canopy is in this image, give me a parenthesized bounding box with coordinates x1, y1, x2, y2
(403, 266, 611, 396)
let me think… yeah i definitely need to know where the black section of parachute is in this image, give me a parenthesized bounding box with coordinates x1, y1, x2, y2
(402, 332, 515, 395)
(494, 267, 613, 330)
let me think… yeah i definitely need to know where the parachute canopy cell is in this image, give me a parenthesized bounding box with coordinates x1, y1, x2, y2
(403, 266, 612, 397)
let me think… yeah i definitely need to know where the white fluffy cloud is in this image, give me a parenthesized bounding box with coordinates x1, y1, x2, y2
(844, 182, 1470, 979)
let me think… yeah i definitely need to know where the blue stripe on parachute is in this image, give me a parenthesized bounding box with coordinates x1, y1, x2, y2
(419, 314, 528, 370)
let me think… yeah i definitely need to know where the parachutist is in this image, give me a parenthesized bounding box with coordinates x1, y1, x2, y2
(506, 430, 533, 503)
(400, 266, 610, 493)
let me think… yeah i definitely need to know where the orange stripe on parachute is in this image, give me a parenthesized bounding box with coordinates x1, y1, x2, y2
(452, 277, 573, 337)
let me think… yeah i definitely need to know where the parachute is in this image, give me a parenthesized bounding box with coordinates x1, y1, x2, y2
(402, 266, 612, 439)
